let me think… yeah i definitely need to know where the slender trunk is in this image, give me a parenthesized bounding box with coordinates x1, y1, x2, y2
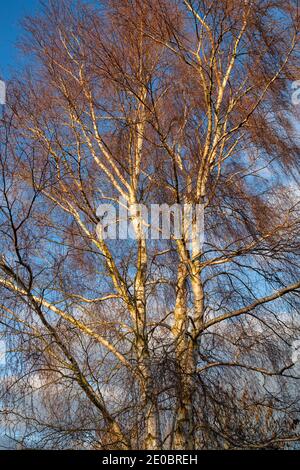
(173, 245, 203, 449)
(172, 260, 192, 449)
(173, 341, 197, 450)
(134, 283, 160, 450)
(130, 200, 161, 449)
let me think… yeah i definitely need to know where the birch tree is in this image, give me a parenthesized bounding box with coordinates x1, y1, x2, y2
(1, 0, 300, 449)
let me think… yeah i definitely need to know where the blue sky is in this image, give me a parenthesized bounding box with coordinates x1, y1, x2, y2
(0, 0, 40, 79)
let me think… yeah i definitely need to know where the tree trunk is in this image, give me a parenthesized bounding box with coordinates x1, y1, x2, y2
(131, 202, 161, 450)
(172, 245, 203, 449)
